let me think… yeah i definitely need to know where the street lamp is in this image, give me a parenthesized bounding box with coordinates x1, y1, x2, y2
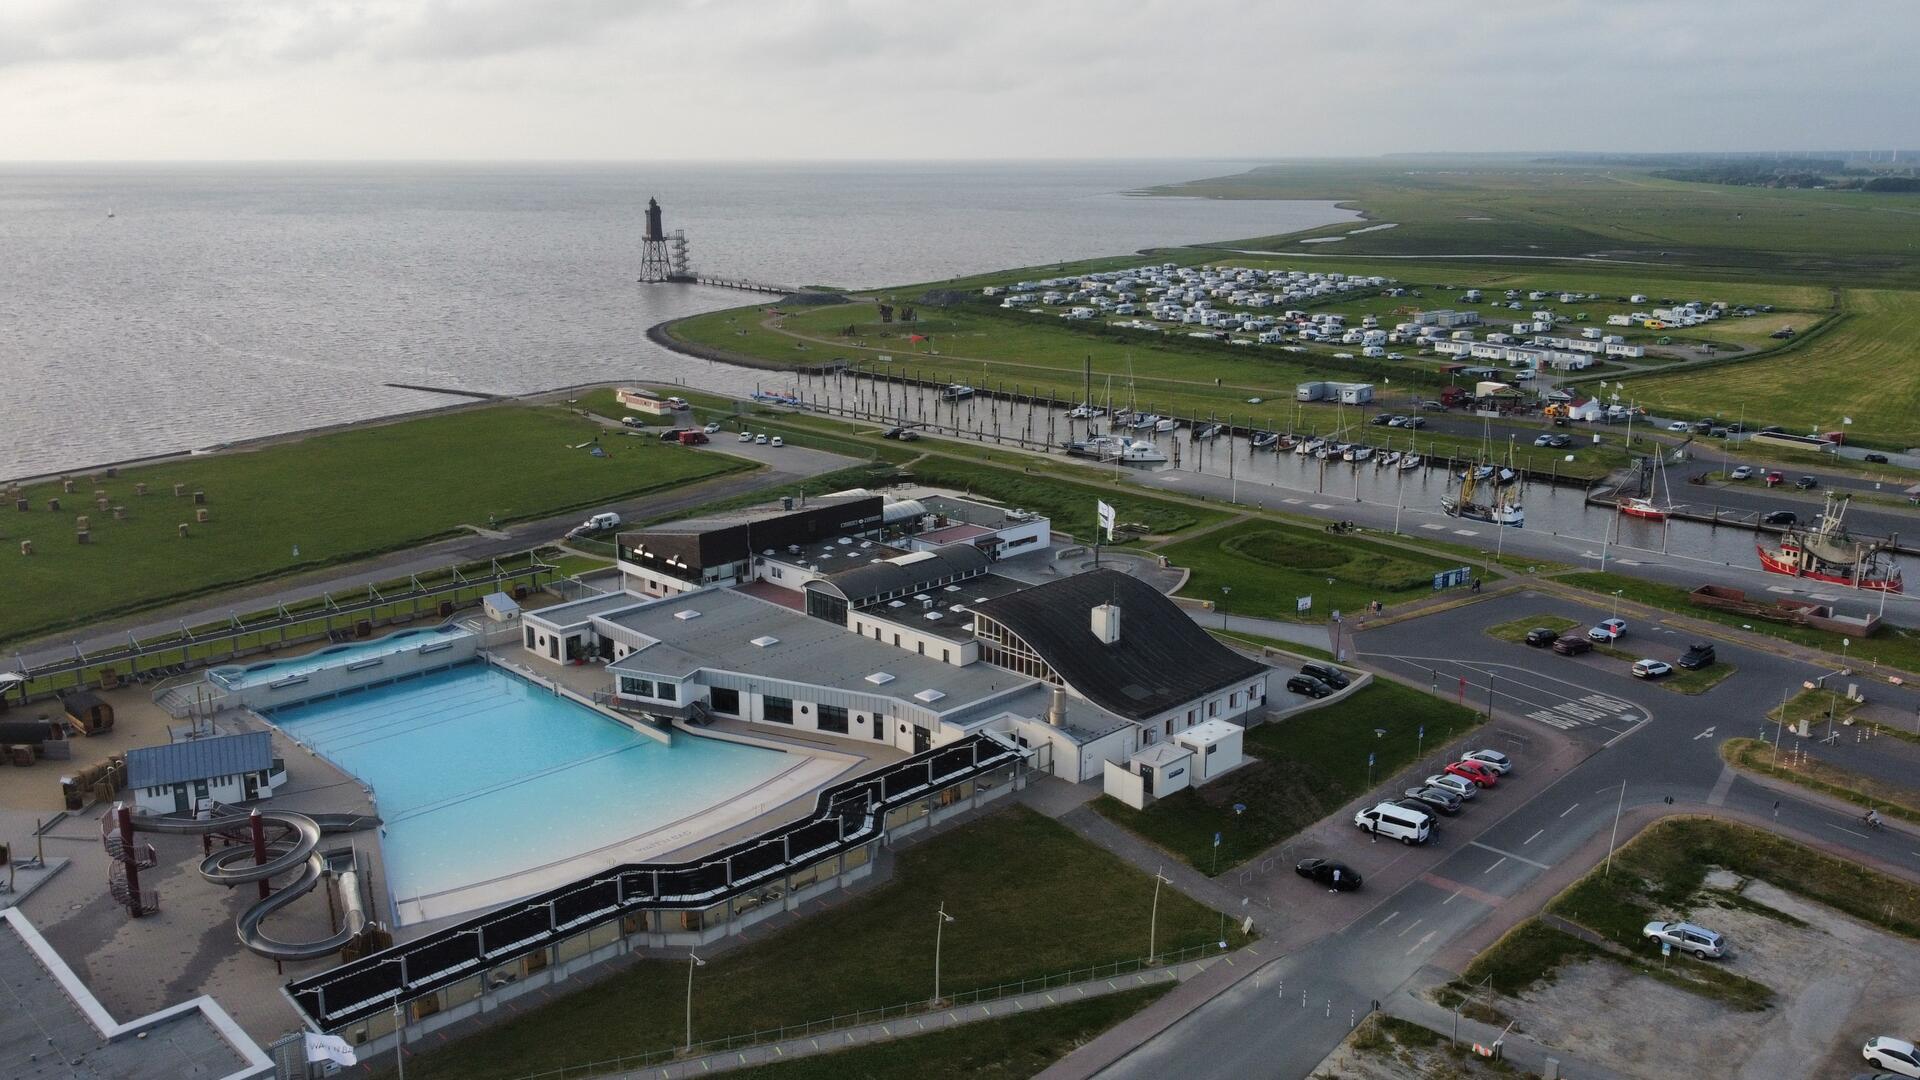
(933, 902, 956, 1006)
(684, 950, 706, 1052)
(1611, 589, 1623, 620)
(1148, 866, 1172, 964)
(1220, 586, 1231, 628)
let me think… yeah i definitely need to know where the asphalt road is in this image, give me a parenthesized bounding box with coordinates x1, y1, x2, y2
(1097, 590, 1920, 1080)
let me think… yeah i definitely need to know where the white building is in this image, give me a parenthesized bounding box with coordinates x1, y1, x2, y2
(126, 731, 284, 815)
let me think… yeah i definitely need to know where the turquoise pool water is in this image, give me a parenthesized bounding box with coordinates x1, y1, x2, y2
(267, 662, 792, 910)
(210, 626, 466, 689)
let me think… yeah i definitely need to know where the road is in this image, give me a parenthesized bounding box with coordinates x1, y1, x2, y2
(1092, 590, 1920, 1080)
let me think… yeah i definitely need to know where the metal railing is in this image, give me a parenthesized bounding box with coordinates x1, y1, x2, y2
(504, 941, 1224, 1080)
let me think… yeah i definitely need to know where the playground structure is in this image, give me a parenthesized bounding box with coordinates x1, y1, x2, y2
(102, 801, 382, 962)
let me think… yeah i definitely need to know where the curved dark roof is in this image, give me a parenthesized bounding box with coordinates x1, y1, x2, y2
(810, 545, 991, 606)
(970, 569, 1265, 721)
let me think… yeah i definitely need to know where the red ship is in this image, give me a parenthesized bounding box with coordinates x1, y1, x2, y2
(1756, 495, 1903, 593)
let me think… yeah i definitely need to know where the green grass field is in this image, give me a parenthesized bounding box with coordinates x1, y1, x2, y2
(1163, 519, 1463, 621)
(400, 808, 1239, 1079)
(0, 406, 750, 646)
(1091, 678, 1486, 873)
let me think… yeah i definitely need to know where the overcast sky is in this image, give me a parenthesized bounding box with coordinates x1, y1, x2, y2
(3, 0, 1915, 161)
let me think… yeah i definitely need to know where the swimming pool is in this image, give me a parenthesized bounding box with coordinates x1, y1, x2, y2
(210, 626, 466, 690)
(267, 662, 804, 921)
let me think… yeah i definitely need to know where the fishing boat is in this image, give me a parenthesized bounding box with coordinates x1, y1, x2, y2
(1399, 453, 1423, 471)
(1757, 496, 1902, 591)
(1251, 431, 1279, 450)
(1443, 465, 1524, 527)
(1618, 453, 1677, 520)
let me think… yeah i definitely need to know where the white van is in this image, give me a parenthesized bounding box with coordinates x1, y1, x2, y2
(1354, 802, 1433, 845)
(575, 511, 621, 534)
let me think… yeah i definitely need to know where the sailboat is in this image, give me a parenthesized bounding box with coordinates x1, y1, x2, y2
(1618, 453, 1677, 521)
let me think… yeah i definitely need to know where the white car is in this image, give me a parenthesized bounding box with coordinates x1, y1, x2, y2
(704, 422, 722, 434)
(769, 436, 784, 448)
(1729, 465, 1753, 480)
(1643, 920, 1726, 957)
(1588, 618, 1627, 642)
(1423, 773, 1478, 800)
(1460, 749, 1512, 774)
(738, 431, 753, 442)
(1667, 420, 1689, 432)
(755, 434, 769, 444)
(1632, 659, 1673, 679)
(1865, 1037, 1920, 1078)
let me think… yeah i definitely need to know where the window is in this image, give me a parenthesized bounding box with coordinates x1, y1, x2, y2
(657, 682, 677, 703)
(1186, 708, 1197, 727)
(916, 642, 924, 655)
(710, 687, 740, 715)
(619, 676, 654, 698)
(524, 627, 535, 649)
(1208, 700, 1219, 718)
(941, 649, 950, 663)
(1164, 720, 1172, 736)
(1230, 692, 1240, 709)
(818, 704, 849, 734)
(764, 696, 794, 724)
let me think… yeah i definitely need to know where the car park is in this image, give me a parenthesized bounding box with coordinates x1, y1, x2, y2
(1632, 658, 1673, 679)
(1298, 663, 1350, 690)
(1286, 674, 1333, 698)
(1763, 510, 1798, 526)
(1443, 760, 1498, 788)
(1424, 773, 1477, 800)
(1643, 920, 1727, 958)
(1295, 858, 1362, 891)
(1863, 1037, 1920, 1078)
(1403, 786, 1463, 814)
(1677, 642, 1716, 669)
(1461, 749, 1512, 774)
(1523, 627, 1559, 648)
(1729, 465, 1753, 480)
(1552, 634, 1592, 656)
(1588, 618, 1627, 642)
(1796, 475, 1819, 490)
(1354, 802, 1434, 844)
(1865, 453, 1891, 465)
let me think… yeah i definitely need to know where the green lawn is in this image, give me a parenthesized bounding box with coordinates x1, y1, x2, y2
(1091, 679, 1486, 873)
(0, 406, 751, 646)
(905, 457, 1227, 541)
(716, 986, 1169, 1080)
(1484, 614, 1578, 644)
(1164, 519, 1464, 622)
(400, 808, 1242, 1080)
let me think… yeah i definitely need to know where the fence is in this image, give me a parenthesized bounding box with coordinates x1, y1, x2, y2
(502, 941, 1224, 1080)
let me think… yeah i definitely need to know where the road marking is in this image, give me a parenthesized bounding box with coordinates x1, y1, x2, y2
(1420, 523, 1446, 531)
(1524, 829, 1544, 845)
(1766, 585, 1796, 594)
(1406, 930, 1435, 956)
(1707, 764, 1736, 808)
(1469, 840, 1552, 871)
(1483, 856, 1508, 874)
(1397, 917, 1423, 938)
(1282, 497, 1302, 504)
(1829, 824, 1870, 839)
(1310, 503, 1334, 510)
(1694, 726, 1717, 741)
(1453, 529, 1478, 536)
(1377, 911, 1400, 929)
(1560, 803, 1580, 818)
(1615, 558, 1642, 566)
(1442, 889, 1464, 905)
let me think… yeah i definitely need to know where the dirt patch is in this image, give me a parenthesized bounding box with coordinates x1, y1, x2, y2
(1494, 875, 1920, 1079)
(1314, 1015, 1510, 1080)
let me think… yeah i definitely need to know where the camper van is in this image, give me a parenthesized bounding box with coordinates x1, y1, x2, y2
(1354, 801, 1433, 844)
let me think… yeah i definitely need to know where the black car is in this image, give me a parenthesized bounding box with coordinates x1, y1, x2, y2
(1763, 510, 1798, 526)
(1551, 634, 1592, 656)
(1725, 422, 1747, 434)
(1865, 453, 1890, 464)
(656, 428, 683, 442)
(1286, 674, 1333, 698)
(1295, 858, 1362, 891)
(1405, 417, 1428, 428)
(1523, 627, 1559, 648)
(1298, 663, 1351, 690)
(1403, 786, 1464, 814)
(883, 427, 907, 439)
(1678, 642, 1717, 670)
(1548, 434, 1573, 448)
(1795, 475, 1819, 490)
(1369, 414, 1398, 426)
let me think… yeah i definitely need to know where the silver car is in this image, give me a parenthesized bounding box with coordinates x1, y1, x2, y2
(1643, 920, 1726, 958)
(1423, 773, 1478, 800)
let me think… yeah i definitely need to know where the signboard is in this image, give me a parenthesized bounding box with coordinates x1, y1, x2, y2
(1433, 566, 1473, 590)
(1296, 595, 1312, 613)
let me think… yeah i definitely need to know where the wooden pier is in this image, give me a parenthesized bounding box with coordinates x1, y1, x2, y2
(664, 273, 794, 295)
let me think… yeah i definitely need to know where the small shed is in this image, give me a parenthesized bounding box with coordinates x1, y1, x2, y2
(483, 592, 522, 622)
(61, 690, 115, 736)
(126, 730, 280, 815)
(1173, 719, 1245, 784)
(1103, 742, 1194, 809)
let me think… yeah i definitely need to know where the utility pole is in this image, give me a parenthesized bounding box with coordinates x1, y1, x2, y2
(1148, 866, 1172, 964)
(1604, 780, 1627, 878)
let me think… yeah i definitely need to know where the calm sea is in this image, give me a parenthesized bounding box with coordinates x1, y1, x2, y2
(0, 161, 1353, 478)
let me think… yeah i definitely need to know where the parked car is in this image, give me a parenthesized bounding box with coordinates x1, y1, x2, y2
(1299, 663, 1350, 690)
(1533, 434, 1554, 447)
(703, 422, 722, 434)
(1632, 658, 1673, 679)
(1865, 453, 1891, 465)
(1666, 421, 1689, 433)
(769, 436, 784, 448)
(1523, 627, 1560, 648)
(1547, 434, 1573, 448)
(1763, 510, 1798, 526)
(1864, 1037, 1920, 1078)
(1354, 802, 1434, 845)
(1295, 858, 1362, 891)
(755, 434, 769, 444)
(883, 427, 908, 439)
(1588, 618, 1627, 642)
(738, 431, 754, 442)
(1404, 417, 1427, 428)
(1461, 749, 1512, 774)
(676, 430, 709, 446)
(620, 415, 644, 427)
(1552, 634, 1593, 656)
(1678, 642, 1717, 670)
(1443, 760, 1499, 788)
(1403, 786, 1464, 814)
(657, 428, 683, 442)
(1286, 674, 1333, 698)
(1795, 475, 1819, 490)
(1644, 920, 1727, 958)
(1729, 465, 1754, 480)
(898, 430, 920, 442)
(1423, 773, 1478, 800)
(1370, 414, 1398, 426)
(1764, 470, 1785, 487)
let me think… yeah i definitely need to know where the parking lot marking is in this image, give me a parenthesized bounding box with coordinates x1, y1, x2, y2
(1483, 856, 1508, 874)
(1377, 911, 1400, 930)
(1396, 918, 1423, 938)
(1560, 803, 1579, 818)
(1523, 829, 1544, 845)
(1469, 841, 1551, 871)
(1406, 930, 1435, 956)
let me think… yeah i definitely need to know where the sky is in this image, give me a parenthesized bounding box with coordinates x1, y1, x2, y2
(2, 0, 1916, 161)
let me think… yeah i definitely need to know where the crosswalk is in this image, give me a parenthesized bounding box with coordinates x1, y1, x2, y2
(1364, 653, 1646, 739)
(1525, 692, 1638, 731)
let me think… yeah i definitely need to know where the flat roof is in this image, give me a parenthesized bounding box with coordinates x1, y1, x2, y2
(604, 589, 1037, 718)
(917, 494, 1037, 530)
(0, 910, 269, 1080)
(853, 572, 1034, 642)
(644, 494, 873, 536)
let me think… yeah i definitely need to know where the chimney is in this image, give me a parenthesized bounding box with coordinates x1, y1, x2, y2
(1090, 603, 1121, 645)
(1047, 685, 1068, 727)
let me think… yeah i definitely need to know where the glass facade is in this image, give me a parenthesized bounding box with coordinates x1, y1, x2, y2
(974, 616, 1062, 684)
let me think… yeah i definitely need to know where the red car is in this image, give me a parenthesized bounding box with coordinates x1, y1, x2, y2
(1443, 760, 1499, 788)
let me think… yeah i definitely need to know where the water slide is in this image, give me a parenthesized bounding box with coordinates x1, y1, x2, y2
(131, 807, 381, 962)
